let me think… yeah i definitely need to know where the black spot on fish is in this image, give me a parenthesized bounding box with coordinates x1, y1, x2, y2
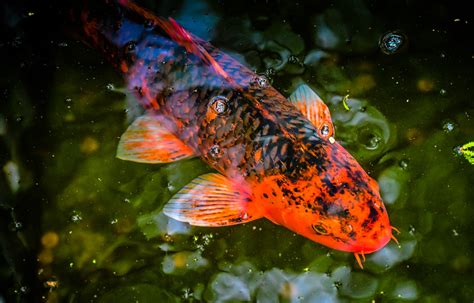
(135, 86, 144, 97)
(322, 178, 338, 197)
(315, 196, 329, 213)
(361, 219, 371, 230)
(337, 209, 350, 218)
(276, 179, 284, 187)
(348, 231, 356, 240)
(367, 200, 380, 223)
(281, 187, 293, 198)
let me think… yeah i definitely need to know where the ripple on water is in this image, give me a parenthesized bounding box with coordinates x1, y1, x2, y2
(391, 280, 418, 300)
(370, 241, 417, 270)
(209, 272, 251, 302)
(256, 268, 337, 303)
(327, 95, 396, 162)
(378, 164, 410, 205)
(162, 250, 209, 275)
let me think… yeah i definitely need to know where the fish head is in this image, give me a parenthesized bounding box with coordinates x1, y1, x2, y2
(262, 139, 392, 254)
(301, 140, 392, 254)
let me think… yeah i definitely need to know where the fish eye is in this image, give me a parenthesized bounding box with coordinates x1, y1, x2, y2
(312, 224, 329, 235)
(209, 96, 228, 114)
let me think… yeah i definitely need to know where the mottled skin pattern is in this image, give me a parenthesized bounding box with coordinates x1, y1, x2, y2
(81, 1, 392, 257)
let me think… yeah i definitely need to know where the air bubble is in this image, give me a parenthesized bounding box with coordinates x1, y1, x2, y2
(453, 144, 461, 154)
(442, 120, 455, 133)
(9, 221, 23, 232)
(210, 96, 228, 114)
(362, 133, 381, 150)
(71, 211, 82, 223)
(209, 145, 221, 158)
(379, 31, 407, 55)
(320, 124, 330, 137)
(15, 285, 29, 294)
(124, 41, 136, 52)
(399, 159, 409, 169)
(144, 19, 155, 30)
(256, 75, 270, 88)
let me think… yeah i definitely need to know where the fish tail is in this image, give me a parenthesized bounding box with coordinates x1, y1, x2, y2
(77, 1, 126, 70)
(117, 0, 230, 80)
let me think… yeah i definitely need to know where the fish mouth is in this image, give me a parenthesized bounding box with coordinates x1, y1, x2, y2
(350, 225, 402, 269)
(348, 224, 395, 254)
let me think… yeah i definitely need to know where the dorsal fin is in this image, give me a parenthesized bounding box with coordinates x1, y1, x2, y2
(288, 84, 335, 139)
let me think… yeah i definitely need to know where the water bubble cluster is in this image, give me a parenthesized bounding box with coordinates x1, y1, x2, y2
(71, 210, 83, 223)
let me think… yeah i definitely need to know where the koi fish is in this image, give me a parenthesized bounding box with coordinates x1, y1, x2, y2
(80, 0, 397, 268)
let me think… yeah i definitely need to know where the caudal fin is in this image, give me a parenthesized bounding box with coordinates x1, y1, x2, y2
(117, 0, 230, 80)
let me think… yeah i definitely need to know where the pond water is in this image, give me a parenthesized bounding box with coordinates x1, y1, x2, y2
(1, 0, 473, 302)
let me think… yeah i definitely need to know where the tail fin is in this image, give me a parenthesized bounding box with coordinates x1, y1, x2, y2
(76, 1, 125, 70)
(117, 0, 230, 80)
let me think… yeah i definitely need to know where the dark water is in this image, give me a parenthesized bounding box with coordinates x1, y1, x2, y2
(1, 0, 473, 302)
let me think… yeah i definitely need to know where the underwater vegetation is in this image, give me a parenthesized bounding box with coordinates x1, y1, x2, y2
(456, 141, 474, 165)
(1, 0, 473, 302)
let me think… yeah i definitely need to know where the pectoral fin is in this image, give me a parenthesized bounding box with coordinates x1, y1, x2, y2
(163, 173, 262, 226)
(288, 84, 335, 138)
(117, 114, 195, 163)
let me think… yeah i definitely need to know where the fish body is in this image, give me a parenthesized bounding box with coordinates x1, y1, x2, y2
(80, 0, 394, 266)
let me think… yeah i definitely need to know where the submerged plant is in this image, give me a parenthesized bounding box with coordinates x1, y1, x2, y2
(455, 141, 474, 165)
